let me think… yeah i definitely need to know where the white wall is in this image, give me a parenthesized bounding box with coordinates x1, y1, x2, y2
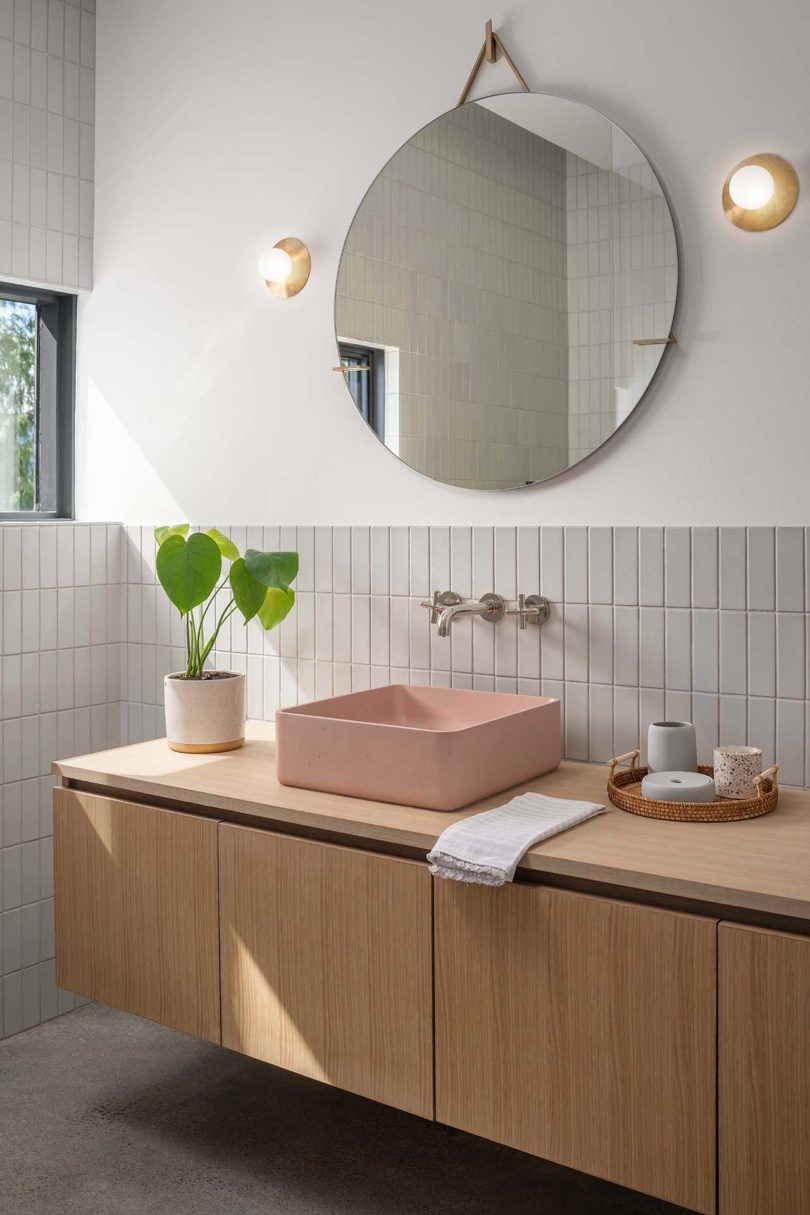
(76, 0, 810, 524)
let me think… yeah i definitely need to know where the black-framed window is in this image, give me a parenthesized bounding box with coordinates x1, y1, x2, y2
(338, 342, 385, 439)
(0, 281, 75, 519)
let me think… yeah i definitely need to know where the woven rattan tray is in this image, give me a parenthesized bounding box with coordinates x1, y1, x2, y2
(607, 750, 779, 822)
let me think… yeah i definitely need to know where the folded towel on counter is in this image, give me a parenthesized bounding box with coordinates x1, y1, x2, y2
(427, 792, 605, 887)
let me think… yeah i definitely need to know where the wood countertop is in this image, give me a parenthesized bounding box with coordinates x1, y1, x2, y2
(54, 721, 810, 924)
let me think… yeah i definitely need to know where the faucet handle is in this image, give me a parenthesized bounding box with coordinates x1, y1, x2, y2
(522, 594, 551, 626)
(430, 590, 462, 624)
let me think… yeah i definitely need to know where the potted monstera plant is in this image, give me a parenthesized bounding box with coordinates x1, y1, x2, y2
(155, 525, 298, 753)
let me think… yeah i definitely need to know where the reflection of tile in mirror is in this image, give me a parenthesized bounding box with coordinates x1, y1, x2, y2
(335, 96, 676, 489)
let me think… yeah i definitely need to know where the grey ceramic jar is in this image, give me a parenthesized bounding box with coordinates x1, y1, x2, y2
(647, 721, 698, 773)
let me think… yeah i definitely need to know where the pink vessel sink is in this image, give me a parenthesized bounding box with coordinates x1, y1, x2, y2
(276, 684, 561, 811)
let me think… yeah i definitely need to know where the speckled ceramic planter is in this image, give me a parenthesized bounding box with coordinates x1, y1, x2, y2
(164, 671, 246, 754)
(713, 745, 763, 800)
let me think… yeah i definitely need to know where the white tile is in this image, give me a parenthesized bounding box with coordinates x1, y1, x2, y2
(588, 527, 612, 603)
(38, 526, 56, 587)
(692, 610, 718, 693)
(747, 527, 775, 611)
(540, 527, 563, 601)
(665, 689, 692, 724)
(638, 689, 665, 764)
(665, 528, 690, 607)
(332, 594, 350, 664)
(314, 527, 332, 592)
(471, 527, 493, 598)
(691, 528, 718, 609)
(563, 527, 587, 602)
(408, 598, 429, 669)
(564, 681, 588, 760)
(639, 607, 664, 688)
(613, 686, 639, 758)
(719, 695, 747, 748)
(720, 611, 747, 696)
(494, 527, 516, 599)
(665, 617, 689, 694)
(748, 697, 775, 769)
(296, 592, 314, 660)
(613, 527, 638, 605)
(540, 606, 563, 682)
(370, 596, 389, 667)
(613, 606, 638, 686)
(429, 526, 450, 590)
(20, 528, 38, 589)
(776, 527, 804, 611)
(588, 683, 613, 762)
(332, 527, 350, 594)
(409, 527, 429, 597)
(450, 527, 472, 599)
(776, 699, 804, 786)
(350, 527, 370, 594)
(692, 693, 718, 765)
(777, 613, 804, 699)
(639, 527, 663, 606)
(561, 604, 587, 683)
(389, 527, 409, 596)
(389, 597, 409, 670)
(748, 612, 776, 697)
(370, 527, 389, 595)
(3, 526, 20, 589)
(295, 527, 314, 593)
(588, 605, 613, 684)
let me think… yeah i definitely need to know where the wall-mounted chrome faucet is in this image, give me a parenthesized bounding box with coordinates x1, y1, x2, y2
(423, 591, 551, 638)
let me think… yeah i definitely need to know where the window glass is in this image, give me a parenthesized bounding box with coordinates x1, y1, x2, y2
(0, 297, 37, 511)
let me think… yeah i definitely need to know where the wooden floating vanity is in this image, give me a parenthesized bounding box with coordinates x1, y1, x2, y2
(53, 722, 810, 1215)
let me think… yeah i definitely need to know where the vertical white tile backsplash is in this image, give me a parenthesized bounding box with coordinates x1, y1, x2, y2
(1, 521, 122, 1040)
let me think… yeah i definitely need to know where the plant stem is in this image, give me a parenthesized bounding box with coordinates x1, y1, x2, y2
(199, 600, 238, 668)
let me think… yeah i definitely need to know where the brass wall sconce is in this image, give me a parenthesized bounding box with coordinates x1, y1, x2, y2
(723, 155, 799, 232)
(258, 237, 311, 297)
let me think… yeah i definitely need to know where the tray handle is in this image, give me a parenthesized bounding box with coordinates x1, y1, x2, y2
(753, 765, 779, 799)
(608, 750, 641, 781)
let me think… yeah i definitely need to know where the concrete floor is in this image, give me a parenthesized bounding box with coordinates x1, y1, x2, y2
(0, 1004, 695, 1215)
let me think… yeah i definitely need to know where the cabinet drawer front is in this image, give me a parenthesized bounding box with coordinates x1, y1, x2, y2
(54, 788, 220, 1042)
(720, 923, 810, 1215)
(436, 882, 716, 1215)
(219, 823, 433, 1119)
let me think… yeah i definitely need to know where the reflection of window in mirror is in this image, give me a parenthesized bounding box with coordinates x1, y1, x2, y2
(337, 341, 392, 445)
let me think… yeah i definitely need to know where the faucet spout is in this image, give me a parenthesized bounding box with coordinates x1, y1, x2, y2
(437, 597, 502, 637)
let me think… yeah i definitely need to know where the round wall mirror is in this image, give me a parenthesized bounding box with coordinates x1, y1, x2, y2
(335, 92, 678, 490)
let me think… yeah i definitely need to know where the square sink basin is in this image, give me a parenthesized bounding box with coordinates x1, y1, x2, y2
(276, 684, 560, 811)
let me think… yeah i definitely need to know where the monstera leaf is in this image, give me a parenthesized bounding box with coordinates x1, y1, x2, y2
(155, 532, 222, 614)
(257, 586, 295, 630)
(229, 558, 267, 622)
(244, 549, 299, 590)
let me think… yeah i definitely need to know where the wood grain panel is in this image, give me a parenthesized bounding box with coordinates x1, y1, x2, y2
(435, 882, 716, 1214)
(719, 923, 810, 1214)
(219, 823, 432, 1118)
(54, 788, 220, 1041)
(54, 722, 810, 921)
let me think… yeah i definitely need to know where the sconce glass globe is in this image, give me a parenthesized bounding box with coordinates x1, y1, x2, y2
(728, 164, 775, 210)
(258, 247, 294, 284)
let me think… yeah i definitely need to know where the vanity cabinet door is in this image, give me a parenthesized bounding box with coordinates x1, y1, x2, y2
(719, 923, 810, 1215)
(435, 882, 717, 1215)
(53, 788, 220, 1041)
(218, 823, 433, 1119)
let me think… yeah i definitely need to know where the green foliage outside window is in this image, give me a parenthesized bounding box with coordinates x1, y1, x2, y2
(0, 299, 37, 511)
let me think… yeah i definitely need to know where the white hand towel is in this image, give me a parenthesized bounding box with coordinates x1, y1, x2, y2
(427, 791, 605, 887)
